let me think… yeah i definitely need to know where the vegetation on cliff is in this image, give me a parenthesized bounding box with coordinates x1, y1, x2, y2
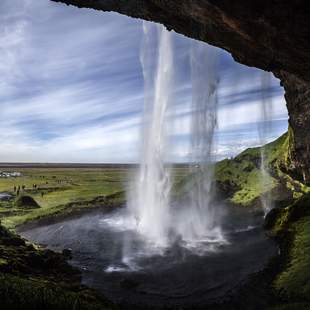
(174, 130, 310, 309)
(214, 130, 309, 207)
(0, 223, 115, 310)
(263, 193, 310, 309)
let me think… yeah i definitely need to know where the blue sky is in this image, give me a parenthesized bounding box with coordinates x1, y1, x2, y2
(0, 0, 288, 163)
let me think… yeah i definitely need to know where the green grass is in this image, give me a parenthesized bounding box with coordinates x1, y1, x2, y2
(158, 132, 301, 207)
(0, 168, 130, 229)
(0, 132, 309, 309)
(214, 133, 287, 206)
(274, 215, 310, 300)
(0, 223, 114, 310)
(0, 274, 114, 310)
(215, 156, 276, 206)
(213, 132, 310, 207)
(264, 194, 310, 307)
(0, 167, 190, 229)
(0, 168, 129, 206)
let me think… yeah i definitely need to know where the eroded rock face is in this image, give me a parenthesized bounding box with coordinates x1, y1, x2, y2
(51, 0, 310, 183)
(277, 71, 310, 183)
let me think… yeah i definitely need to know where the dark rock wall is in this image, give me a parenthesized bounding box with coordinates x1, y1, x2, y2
(51, 0, 310, 183)
(277, 71, 310, 183)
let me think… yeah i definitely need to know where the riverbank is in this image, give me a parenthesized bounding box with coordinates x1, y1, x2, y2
(0, 223, 116, 310)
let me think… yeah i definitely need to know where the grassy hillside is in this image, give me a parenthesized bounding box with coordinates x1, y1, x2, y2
(265, 194, 310, 309)
(214, 131, 310, 207)
(175, 130, 310, 309)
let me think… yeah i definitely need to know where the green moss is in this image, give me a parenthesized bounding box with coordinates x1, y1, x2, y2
(0, 273, 114, 310)
(274, 215, 310, 300)
(213, 133, 289, 206)
(2, 192, 125, 229)
(176, 134, 291, 207)
(0, 223, 115, 310)
(0, 167, 189, 229)
(264, 194, 310, 303)
(270, 207, 291, 235)
(0, 258, 8, 266)
(15, 195, 40, 209)
(212, 131, 310, 207)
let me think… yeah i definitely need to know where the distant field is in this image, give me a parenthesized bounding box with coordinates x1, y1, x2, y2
(0, 165, 189, 229)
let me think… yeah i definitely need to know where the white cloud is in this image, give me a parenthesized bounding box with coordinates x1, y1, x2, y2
(0, 0, 288, 163)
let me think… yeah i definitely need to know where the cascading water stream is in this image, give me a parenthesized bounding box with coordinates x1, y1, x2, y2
(188, 41, 219, 238)
(128, 22, 173, 247)
(174, 41, 224, 244)
(128, 22, 224, 252)
(259, 71, 274, 215)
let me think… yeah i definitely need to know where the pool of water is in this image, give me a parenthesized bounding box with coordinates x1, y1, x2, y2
(20, 206, 277, 309)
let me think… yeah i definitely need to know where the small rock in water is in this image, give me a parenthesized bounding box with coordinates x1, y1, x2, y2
(62, 248, 72, 260)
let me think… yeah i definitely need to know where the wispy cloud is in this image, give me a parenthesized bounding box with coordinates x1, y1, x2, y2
(0, 0, 287, 163)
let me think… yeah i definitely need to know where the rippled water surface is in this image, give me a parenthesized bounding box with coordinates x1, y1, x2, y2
(21, 206, 277, 308)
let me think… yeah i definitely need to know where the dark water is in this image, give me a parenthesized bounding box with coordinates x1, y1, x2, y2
(20, 206, 277, 309)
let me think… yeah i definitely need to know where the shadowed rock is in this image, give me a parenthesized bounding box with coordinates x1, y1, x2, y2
(16, 195, 40, 209)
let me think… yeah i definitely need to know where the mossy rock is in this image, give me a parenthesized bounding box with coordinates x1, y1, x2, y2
(16, 196, 40, 209)
(264, 194, 310, 234)
(263, 194, 310, 302)
(212, 133, 289, 207)
(0, 274, 114, 310)
(273, 215, 310, 301)
(0, 222, 114, 310)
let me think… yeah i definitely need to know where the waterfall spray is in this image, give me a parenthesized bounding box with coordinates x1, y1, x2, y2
(259, 71, 274, 214)
(174, 41, 224, 244)
(128, 22, 173, 247)
(188, 41, 219, 239)
(129, 23, 225, 250)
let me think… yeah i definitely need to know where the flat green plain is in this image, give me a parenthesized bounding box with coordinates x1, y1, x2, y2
(0, 166, 189, 229)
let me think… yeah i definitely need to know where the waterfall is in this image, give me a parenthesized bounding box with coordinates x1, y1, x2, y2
(259, 71, 274, 214)
(128, 22, 225, 250)
(175, 41, 224, 243)
(128, 22, 174, 247)
(189, 41, 219, 238)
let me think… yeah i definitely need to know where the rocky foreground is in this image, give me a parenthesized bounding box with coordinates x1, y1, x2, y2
(0, 223, 115, 310)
